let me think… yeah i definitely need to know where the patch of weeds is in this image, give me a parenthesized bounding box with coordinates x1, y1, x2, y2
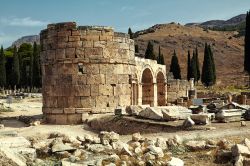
(0, 107, 14, 112)
(169, 145, 189, 155)
(193, 133, 204, 141)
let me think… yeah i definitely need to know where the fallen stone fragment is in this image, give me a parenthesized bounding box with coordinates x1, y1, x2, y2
(30, 120, 41, 126)
(234, 155, 244, 166)
(99, 131, 119, 145)
(13, 147, 36, 161)
(0, 147, 26, 166)
(216, 109, 243, 123)
(0, 124, 4, 129)
(52, 142, 76, 153)
(182, 117, 195, 128)
(114, 107, 126, 115)
(147, 145, 164, 158)
(190, 114, 211, 125)
(242, 138, 250, 149)
(85, 143, 112, 153)
(0, 136, 31, 148)
(167, 157, 184, 166)
(215, 150, 232, 163)
(231, 144, 250, 157)
(155, 137, 168, 150)
(241, 121, 247, 127)
(125, 105, 149, 116)
(160, 106, 180, 121)
(138, 107, 163, 120)
(185, 140, 206, 151)
(121, 144, 133, 156)
(173, 135, 183, 145)
(132, 132, 143, 142)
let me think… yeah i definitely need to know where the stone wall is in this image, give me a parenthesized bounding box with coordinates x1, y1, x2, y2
(40, 22, 135, 124)
(167, 78, 189, 103)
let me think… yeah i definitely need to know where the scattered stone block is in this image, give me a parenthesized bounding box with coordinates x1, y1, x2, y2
(0, 136, 31, 148)
(231, 144, 250, 157)
(138, 107, 163, 120)
(185, 140, 206, 151)
(99, 131, 119, 145)
(182, 117, 195, 128)
(241, 121, 247, 127)
(52, 142, 76, 153)
(132, 132, 144, 142)
(167, 157, 184, 166)
(216, 109, 243, 123)
(125, 105, 149, 116)
(114, 107, 126, 115)
(190, 114, 211, 125)
(0, 147, 26, 166)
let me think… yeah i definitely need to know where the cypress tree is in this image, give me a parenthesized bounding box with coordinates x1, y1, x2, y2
(169, 50, 181, 79)
(208, 44, 216, 84)
(191, 50, 198, 82)
(157, 46, 165, 65)
(157, 46, 161, 64)
(195, 47, 201, 82)
(244, 11, 250, 86)
(201, 43, 214, 87)
(12, 45, 20, 88)
(0, 46, 6, 88)
(128, 27, 133, 39)
(135, 45, 139, 53)
(145, 41, 155, 60)
(30, 48, 34, 88)
(160, 54, 165, 65)
(32, 42, 41, 88)
(187, 50, 192, 81)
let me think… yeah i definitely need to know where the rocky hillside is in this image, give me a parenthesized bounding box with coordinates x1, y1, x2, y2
(134, 23, 246, 86)
(186, 14, 246, 28)
(12, 35, 40, 47)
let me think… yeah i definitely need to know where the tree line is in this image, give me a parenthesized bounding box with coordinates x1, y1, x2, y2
(244, 10, 250, 87)
(0, 42, 41, 90)
(141, 38, 216, 87)
(169, 43, 216, 87)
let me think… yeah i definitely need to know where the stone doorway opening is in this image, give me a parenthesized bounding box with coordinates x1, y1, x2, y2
(142, 68, 154, 106)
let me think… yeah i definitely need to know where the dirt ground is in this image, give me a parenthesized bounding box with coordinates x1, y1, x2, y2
(0, 96, 250, 165)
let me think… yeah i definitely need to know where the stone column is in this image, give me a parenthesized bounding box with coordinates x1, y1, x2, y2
(153, 83, 158, 107)
(164, 83, 168, 105)
(138, 83, 142, 105)
(190, 78, 195, 90)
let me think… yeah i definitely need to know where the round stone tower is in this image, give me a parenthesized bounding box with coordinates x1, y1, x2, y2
(40, 22, 136, 124)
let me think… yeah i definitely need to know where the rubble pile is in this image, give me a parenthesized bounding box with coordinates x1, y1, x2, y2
(2, 129, 250, 165)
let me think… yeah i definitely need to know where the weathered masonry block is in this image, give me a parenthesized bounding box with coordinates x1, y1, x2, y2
(40, 22, 137, 124)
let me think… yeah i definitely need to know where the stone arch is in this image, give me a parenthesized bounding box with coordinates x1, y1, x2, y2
(140, 64, 155, 83)
(156, 71, 166, 106)
(141, 68, 154, 106)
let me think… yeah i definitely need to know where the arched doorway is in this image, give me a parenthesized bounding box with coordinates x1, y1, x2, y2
(157, 71, 166, 106)
(141, 68, 154, 106)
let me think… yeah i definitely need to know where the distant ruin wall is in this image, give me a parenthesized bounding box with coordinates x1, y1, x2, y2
(167, 79, 189, 103)
(40, 22, 135, 124)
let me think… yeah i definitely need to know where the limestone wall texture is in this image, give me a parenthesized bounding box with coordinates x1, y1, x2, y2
(40, 22, 135, 124)
(167, 78, 189, 103)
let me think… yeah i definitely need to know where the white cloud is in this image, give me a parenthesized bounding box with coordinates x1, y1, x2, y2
(0, 17, 48, 27)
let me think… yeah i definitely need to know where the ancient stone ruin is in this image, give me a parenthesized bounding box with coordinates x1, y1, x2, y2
(40, 22, 170, 124)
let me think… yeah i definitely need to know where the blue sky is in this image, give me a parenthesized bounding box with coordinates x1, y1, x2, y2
(0, 0, 250, 47)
